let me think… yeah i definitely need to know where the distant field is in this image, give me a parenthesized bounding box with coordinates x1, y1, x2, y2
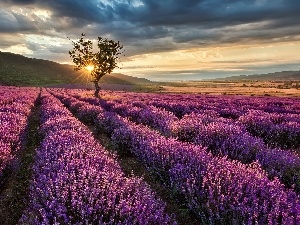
(47, 80, 300, 97)
(158, 80, 300, 97)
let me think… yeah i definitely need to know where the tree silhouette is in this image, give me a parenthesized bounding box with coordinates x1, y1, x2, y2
(69, 34, 123, 97)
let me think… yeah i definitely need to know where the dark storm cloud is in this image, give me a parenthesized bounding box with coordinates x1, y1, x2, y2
(40, 0, 115, 24)
(3, 0, 300, 41)
(60, 0, 298, 57)
(0, 9, 37, 33)
(118, 0, 299, 28)
(108, 0, 300, 44)
(0, 0, 114, 34)
(1, 0, 38, 5)
(1, 0, 300, 58)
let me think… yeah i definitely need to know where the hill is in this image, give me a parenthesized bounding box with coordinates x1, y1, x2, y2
(103, 73, 153, 85)
(0, 51, 153, 86)
(217, 70, 300, 81)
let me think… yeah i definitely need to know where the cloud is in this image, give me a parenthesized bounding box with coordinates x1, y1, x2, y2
(134, 61, 300, 81)
(2, 0, 300, 50)
(0, 8, 38, 33)
(1, 0, 300, 79)
(1, 0, 38, 5)
(40, 0, 115, 24)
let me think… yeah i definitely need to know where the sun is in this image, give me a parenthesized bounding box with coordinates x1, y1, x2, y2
(85, 65, 94, 72)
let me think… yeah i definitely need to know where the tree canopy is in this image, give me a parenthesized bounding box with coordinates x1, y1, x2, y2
(69, 34, 123, 97)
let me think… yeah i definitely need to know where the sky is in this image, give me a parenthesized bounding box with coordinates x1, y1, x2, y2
(1, 0, 300, 81)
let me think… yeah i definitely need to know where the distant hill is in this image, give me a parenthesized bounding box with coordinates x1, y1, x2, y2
(0, 51, 153, 86)
(217, 70, 300, 81)
(104, 73, 153, 85)
(99, 73, 153, 85)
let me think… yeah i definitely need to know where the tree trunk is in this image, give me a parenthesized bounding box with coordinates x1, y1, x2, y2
(94, 81, 101, 97)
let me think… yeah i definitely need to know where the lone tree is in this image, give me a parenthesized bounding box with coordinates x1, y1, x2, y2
(69, 33, 123, 97)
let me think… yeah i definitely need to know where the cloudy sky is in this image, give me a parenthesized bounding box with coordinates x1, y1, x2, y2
(1, 0, 300, 81)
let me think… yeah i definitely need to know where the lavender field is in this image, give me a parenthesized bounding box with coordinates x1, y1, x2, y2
(1, 85, 300, 224)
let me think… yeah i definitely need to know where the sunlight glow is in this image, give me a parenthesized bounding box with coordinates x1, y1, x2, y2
(85, 65, 94, 72)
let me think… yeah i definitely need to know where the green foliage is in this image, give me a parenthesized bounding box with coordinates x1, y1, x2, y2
(0, 51, 83, 86)
(0, 51, 153, 88)
(69, 34, 124, 83)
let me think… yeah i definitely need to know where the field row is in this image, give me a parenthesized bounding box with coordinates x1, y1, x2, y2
(2, 85, 300, 224)
(64, 89, 300, 150)
(0, 86, 40, 178)
(49, 88, 300, 224)
(20, 89, 176, 224)
(110, 92, 300, 150)
(58, 89, 300, 193)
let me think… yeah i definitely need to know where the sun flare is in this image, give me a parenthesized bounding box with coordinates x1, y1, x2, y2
(85, 65, 94, 72)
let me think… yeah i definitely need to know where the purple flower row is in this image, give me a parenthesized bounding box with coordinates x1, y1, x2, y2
(63, 91, 300, 194)
(239, 109, 300, 149)
(63, 89, 300, 151)
(172, 112, 300, 192)
(112, 103, 178, 136)
(88, 91, 300, 118)
(106, 91, 300, 191)
(0, 85, 20, 106)
(103, 90, 300, 150)
(50, 89, 300, 224)
(109, 99, 300, 193)
(20, 90, 176, 224)
(64, 88, 300, 114)
(0, 86, 39, 177)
